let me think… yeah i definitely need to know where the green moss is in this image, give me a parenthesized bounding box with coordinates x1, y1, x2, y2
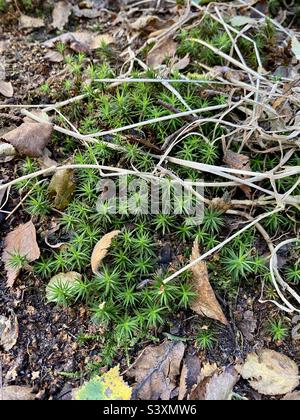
(0, 0, 7, 12)
(13, 14, 295, 369)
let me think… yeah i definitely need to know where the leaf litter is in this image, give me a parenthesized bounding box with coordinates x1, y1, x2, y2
(75, 366, 131, 400)
(190, 366, 239, 401)
(48, 168, 76, 210)
(2, 221, 41, 287)
(189, 239, 228, 325)
(237, 349, 299, 396)
(127, 340, 185, 400)
(2, 122, 53, 157)
(91, 230, 121, 274)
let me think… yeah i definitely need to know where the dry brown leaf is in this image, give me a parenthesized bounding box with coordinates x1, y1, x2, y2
(238, 349, 299, 396)
(127, 340, 185, 400)
(19, 14, 44, 30)
(0, 386, 35, 400)
(147, 38, 177, 68)
(43, 32, 114, 53)
(178, 355, 201, 400)
(189, 240, 228, 325)
(2, 122, 53, 157)
(190, 366, 239, 400)
(52, 1, 72, 30)
(131, 15, 175, 33)
(0, 142, 16, 163)
(237, 310, 257, 342)
(91, 230, 121, 274)
(48, 168, 76, 210)
(0, 80, 14, 98)
(224, 150, 251, 171)
(211, 196, 232, 212)
(172, 54, 190, 71)
(200, 361, 218, 380)
(223, 149, 251, 198)
(0, 311, 18, 351)
(44, 50, 64, 63)
(282, 391, 300, 400)
(2, 221, 41, 287)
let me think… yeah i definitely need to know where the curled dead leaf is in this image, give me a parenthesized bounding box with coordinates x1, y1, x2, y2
(189, 240, 228, 325)
(127, 340, 185, 400)
(91, 230, 120, 274)
(190, 366, 239, 401)
(2, 221, 40, 287)
(0, 311, 18, 351)
(147, 38, 177, 68)
(237, 349, 299, 396)
(2, 122, 53, 157)
(48, 168, 76, 210)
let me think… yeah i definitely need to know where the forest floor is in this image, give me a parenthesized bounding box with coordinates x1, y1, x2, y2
(0, 0, 300, 401)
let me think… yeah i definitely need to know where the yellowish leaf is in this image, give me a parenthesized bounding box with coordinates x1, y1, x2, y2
(91, 230, 121, 274)
(75, 366, 132, 400)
